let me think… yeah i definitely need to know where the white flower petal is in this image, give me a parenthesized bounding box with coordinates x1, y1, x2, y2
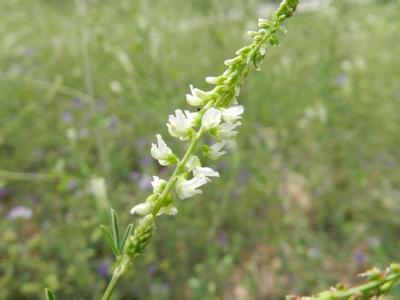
(215, 121, 241, 140)
(150, 134, 175, 166)
(186, 84, 210, 106)
(151, 176, 166, 194)
(130, 202, 152, 216)
(193, 167, 220, 179)
(221, 105, 244, 122)
(185, 155, 201, 172)
(202, 108, 221, 130)
(157, 205, 178, 216)
(167, 109, 198, 140)
(175, 176, 208, 199)
(207, 142, 227, 160)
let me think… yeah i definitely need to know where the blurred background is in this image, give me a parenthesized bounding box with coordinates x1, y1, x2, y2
(0, 0, 399, 299)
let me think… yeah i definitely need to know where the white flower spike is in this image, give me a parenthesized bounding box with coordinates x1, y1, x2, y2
(150, 134, 176, 166)
(221, 105, 244, 122)
(186, 85, 210, 106)
(175, 176, 208, 200)
(202, 108, 221, 130)
(167, 109, 198, 140)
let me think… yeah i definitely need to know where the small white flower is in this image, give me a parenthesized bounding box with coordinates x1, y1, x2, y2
(157, 205, 178, 216)
(214, 121, 241, 140)
(207, 142, 227, 160)
(167, 109, 198, 140)
(193, 167, 220, 180)
(202, 108, 221, 130)
(175, 176, 208, 199)
(185, 155, 201, 172)
(221, 105, 244, 122)
(130, 202, 153, 216)
(151, 176, 166, 194)
(186, 85, 210, 106)
(150, 134, 176, 166)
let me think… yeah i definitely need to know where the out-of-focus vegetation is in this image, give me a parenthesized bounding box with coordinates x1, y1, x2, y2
(0, 0, 399, 299)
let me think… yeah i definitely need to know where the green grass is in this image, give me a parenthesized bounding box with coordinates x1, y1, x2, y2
(0, 0, 399, 299)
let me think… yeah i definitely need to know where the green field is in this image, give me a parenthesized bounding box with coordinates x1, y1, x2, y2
(0, 0, 399, 299)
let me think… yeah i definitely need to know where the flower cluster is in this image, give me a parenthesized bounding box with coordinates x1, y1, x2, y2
(129, 0, 300, 220)
(130, 93, 244, 215)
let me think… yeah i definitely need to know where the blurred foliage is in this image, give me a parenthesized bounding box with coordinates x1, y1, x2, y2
(0, 0, 399, 299)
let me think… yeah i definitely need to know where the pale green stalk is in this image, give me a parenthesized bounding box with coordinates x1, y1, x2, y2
(286, 264, 400, 300)
(102, 1, 300, 299)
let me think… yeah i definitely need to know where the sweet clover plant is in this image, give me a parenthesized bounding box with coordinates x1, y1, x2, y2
(98, 0, 300, 298)
(42, 0, 400, 299)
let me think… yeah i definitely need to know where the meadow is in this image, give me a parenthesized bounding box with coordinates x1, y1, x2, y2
(0, 0, 399, 299)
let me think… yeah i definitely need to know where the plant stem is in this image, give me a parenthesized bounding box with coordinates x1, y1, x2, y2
(101, 258, 129, 300)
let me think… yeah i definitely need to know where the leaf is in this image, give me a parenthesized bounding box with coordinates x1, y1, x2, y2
(120, 224, 134, 252)
(110, 209, 121, 251)
(44, 288, 56, 300)
(100, 225, 119, 257)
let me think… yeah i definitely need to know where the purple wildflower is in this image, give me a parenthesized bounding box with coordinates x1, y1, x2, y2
(29, 194, 41, 204)
(147, 265, 158, 276)
(140, 157, 152, 167)
(238, 169, 250, 184)
(130, 171, 141, 182)
(354, 248, 368, 265)
(0, 187, 8, 199)
(72, 98, 84, 107)
(136, 138, 147, 149)
(308, 246, 320, 259)
(61, 111, 73, 123)
(335, 74, 348, 86)
(130, 171, 152, 191)
(138, 175, 152, 191)
(217, 232, 228, 246)
(68, 179, 79, 191)
(97, 260, 110, 278)
(7, 206, 33, 220)
(108, 115, 119, 130)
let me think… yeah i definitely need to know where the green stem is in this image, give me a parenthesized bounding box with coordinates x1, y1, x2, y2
(333, 274, 400, 299)
(101, 258, 129, 300)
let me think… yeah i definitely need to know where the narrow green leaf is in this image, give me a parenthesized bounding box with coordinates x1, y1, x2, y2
(44, 288, 56, 300)
(120, 223, 134, 252)
(110, 209, 121, 251)
(100, 225, 119, 257)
